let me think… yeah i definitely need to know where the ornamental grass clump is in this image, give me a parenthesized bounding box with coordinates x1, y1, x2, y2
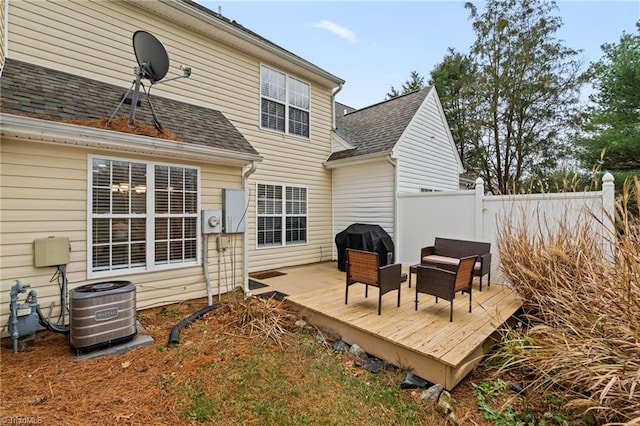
(496, 177, 640, 425)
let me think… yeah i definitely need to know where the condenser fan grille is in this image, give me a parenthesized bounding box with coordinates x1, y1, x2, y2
(74, 280, 132, 293)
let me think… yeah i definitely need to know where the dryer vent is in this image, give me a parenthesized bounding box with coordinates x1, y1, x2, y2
(70, 281, 136, 351)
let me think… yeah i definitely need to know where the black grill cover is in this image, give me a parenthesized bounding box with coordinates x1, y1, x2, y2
(335, 223, 395, 271)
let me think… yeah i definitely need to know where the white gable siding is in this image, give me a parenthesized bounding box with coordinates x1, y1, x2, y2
(6, 0, 338, 274)
(395, 90, 461, 192)
(332, 161, 395, 258)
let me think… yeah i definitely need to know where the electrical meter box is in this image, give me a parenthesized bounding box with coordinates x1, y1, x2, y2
(222, 189, 246, 233)
(33, 237, 70, 267)
(201, 210, 222, 234)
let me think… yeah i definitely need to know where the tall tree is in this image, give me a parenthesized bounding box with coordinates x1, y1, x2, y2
(578, 22, 640, 180)
(386, 70, 425, 99)
(464, 0, 583, 194)
(429, 48, 479, 169)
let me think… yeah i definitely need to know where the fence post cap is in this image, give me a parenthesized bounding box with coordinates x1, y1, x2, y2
(602, 172, 614, 183)
(475, 177, 484, 185)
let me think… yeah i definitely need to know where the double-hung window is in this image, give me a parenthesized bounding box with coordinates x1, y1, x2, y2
(260, 64, 310, 138)
(89, 157, 199, 277)
(257, 183, 307, 248)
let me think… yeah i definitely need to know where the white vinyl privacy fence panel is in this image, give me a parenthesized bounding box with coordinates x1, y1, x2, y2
(397, 174, 615, 284)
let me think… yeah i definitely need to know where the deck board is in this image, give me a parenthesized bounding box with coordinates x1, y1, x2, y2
(252, 261, 522, 389)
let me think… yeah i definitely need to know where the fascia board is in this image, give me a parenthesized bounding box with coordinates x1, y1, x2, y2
(323, 151, 390, 169)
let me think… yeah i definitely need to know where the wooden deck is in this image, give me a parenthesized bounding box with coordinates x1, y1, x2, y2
(251, 261, 522, 390)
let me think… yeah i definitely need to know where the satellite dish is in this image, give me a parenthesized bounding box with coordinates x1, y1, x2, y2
(128, 31, 170, 128)
(108, 30, 191, 131)
(132, 30, 170, 84)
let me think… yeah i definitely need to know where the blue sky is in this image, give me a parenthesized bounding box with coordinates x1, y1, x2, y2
(199, 1, 640, 109)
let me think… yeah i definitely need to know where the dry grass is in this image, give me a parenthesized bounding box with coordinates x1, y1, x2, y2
(214, 296, 297, 349)
(63, 116, 181, 141)
(496, 177, 640, 425)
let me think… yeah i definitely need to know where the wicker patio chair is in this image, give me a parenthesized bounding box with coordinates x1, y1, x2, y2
(345, 249, 402, 315)
(414, 255, 477, 322)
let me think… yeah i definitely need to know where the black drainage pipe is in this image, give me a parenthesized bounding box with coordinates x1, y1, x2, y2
(167, 305, 216, 346)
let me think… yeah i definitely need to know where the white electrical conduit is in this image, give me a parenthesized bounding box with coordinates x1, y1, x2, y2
(203, 233, 213, 306)
(218, 238, 222, 301)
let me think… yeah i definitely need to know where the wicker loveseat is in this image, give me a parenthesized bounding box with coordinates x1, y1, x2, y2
(420, 237, 491, 291)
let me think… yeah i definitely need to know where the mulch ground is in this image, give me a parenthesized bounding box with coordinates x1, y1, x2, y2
(1, 296, 250, 424)
(1, 294, 496, 425)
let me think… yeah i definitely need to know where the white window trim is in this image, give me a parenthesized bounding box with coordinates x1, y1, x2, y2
(259, 63, 311, 139)
(87, 155, 201, 279)
(255, 182, 309, 250)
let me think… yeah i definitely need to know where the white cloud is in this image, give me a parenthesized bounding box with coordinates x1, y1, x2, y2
(312, 20, 357, 43)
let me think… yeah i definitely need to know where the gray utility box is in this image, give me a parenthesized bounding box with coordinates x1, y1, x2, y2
(223, 189, 246, 233)
(70, 281, 136, 351)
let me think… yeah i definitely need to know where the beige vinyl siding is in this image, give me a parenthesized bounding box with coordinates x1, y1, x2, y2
(395, 90, 461, 192)
(245, 84, 335, 272)
(7, 0, 259, 115)
(7, 0, 337, 274)
(7, 0, 336, 127)
(0, 137, 244, 328)
(332, 161, 395, 260)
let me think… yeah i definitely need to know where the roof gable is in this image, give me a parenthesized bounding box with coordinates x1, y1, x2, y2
(141, 0, 344, 88)
(329, 88, 432, 161)
(0, 58, 259, 157)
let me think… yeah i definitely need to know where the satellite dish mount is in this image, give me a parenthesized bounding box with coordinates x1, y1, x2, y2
(109, 30, 191, 131)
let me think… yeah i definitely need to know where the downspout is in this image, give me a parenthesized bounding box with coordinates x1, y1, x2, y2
(330, 83, 344, 259)
(331, 83, 344, 130)
(2, 0, 9, 75)
(242, 161, 258, 296)
(387, 153, 399, 263)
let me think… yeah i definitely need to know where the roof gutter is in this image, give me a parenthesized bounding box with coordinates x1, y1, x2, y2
(1, 114, 263, 166)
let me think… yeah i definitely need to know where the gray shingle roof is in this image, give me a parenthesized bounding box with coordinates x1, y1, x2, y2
(328, 87, 432, 161)
(0, 58, 260, 156)
(335, 102, 356, 119)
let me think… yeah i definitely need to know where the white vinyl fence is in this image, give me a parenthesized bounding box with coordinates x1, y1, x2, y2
(397, 173, 615, 284)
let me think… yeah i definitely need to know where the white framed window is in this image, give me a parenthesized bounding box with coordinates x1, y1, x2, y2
(257, 183, 307, 248)
(260, 64, 310, 138)
(89, 156, 199, 278)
